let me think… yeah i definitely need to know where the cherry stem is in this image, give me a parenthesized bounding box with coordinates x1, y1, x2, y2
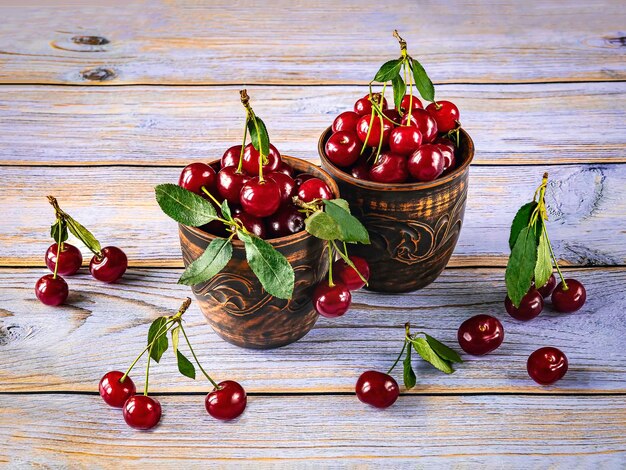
(359, 108, 376, 156)
(52, 219, 63, 280)
(387, 340, 407, 375)
(47, 195, 102, 258)
(544, 224, 568, 290)
(237, 117, 248, 173)
(240, 89, 267, 181)
(200, 187, 232, 225)
(406, 60, 414, 122)
(393, 29, 407, 58)
(327, 244, 335, 287)
(144, 343, 152, 396)
(180, 324, 219, 389)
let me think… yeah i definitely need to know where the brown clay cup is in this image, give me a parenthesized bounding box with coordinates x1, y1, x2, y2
(178, 156, 339, 349)
(319, 127, 474, 293)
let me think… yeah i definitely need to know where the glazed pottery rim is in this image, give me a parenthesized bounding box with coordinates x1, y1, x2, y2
(318, 126, 475, 191)
(181, 155, 340, 248)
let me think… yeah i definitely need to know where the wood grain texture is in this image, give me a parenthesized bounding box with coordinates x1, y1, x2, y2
(0, 394, 624, 467)
(1, 267, 624, 393)
(1, 164, 623, 267)
(0, 0, 624, 85)
(0, 83, 624, 166)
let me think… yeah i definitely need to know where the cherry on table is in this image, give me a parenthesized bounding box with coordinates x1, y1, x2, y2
(457, 314, 504, 356)
(266, 172, 296, 205)
(179, 162, 217, 195)
(332, 111, 361, 133)
(240, 177, 281, 218)
(99, 370, 136, 408)
(333, 256, 370, 290)
(400, 94, 423, 114)
(266, 205, 305, 238)
(551, 279, 586, 313)
(527, 347, 568, 385)
(505, 288, 544, 321)
(221, 145, 242, 168)
(389, 126, 422, 156)
(536, 273, 557, 298)
(354, 93, 388, 116)
(241, 143, 281, 176)
(325, 130, 361, 167)
(408, 144, 444, 182)
(297, 178, 333, 202)
(356, 114, 393, 147)
(355, 370, 399, 409)
(368, 152, 409, 184)
(401, 109, 438, 143)
(312, 282, 351, 318)
(232, 207, 266, 238)
(294, 173, 315, 187)
(205, 380, 247, 421)
(217, 166, 251, 205)
(45, 242, 83, 276)
(90, 246, 128, 283)
(123, 395, 162, 430)
(35, 274, 68, 306)
(426, 100, 460, 133)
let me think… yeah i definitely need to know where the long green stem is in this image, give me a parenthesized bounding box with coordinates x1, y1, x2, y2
(144, 343, 152, 396)
(52, 220, 63, 280)
(387, 340, 407, 375)
(180, 325, 219, 389)
(121, 319, 175, 382)
(237, 118, 248, 173)
(543, 225, 568, 290)
(331, 240, 368, 285)
(327, 243, 335, 287)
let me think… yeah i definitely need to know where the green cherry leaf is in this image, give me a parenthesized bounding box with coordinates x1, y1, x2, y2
(247, 116, 270, 158)
(373, 58, 403, 83)
(509, 201, 538, 250)
(238, 231, 295, 300)
(411, 58, 435, 103)
(176, 350, 196, 379)
(391, 72, 406, 111)
(171, 326, 180, 354)
(505, 225, 538, 307)
(411, 337, 454, 374)
(221, 200, 233, 221)
(304, 211, 342, 241)
(50, 219, 68, 244)
(64, 214, 101, 254)
(534, 230, 553, 289)
(155, 183, 218, 227)
(178, 238, 233, 286)
(425, 334, 463, 364)
(330, 198, 351, 213)
(403, 342, 417, 389)
(147, 317, 169, 363)
(323, 200, 370, 244)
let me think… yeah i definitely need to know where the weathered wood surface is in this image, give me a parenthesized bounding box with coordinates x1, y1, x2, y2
(0, 0, 624, 85)
(1, 267, 624, 393)
(0, 164, 622, 267)
(0, 394, 624, 467)
(0, 83, 624, 166)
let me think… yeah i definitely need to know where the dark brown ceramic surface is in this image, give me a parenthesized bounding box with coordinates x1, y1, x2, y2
(319, 127, 475, 293)
(179, 156, 338, 349)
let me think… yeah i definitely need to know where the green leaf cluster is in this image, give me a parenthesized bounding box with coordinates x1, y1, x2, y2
(402, 334, 462, 389)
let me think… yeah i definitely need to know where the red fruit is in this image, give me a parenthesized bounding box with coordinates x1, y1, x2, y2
(354, 93, 388, 116)
(123, 395, 162, 430)
(435, 143, 456, 173)
(505, 288, 544, 321)
(332, 111, 361, 133)
(408, 144, 444, 182)
(537, 273, 557, 298)
(333, 256, 370, 290)
(325, 130, 361, 167)
(400, 94, 423, 114)
(297, 178, 333, 202)
(457, 314, 504, 356)
(383, 108, 402, 124)
(551, 279, 586, 313)
(351, 159, 370, 180)
(217, 166, 251, 205)
(99, 371, 136, 408)
(179, 162, 217, 195)
(312, 282, 351, 318)
(266, 172, 296, 205)
(221, 145, 242, 168)
(205, 380, 247, 421)
(266, 205, 305, 238)
(45, 243, 83, 276)
(401, 109, 438, 143)
(355, 370, 399, 409)
(232, 207, 266, 238)
(35, 274, 68, 306)
(389, 126, 422, 156)
(426, 100, 460, 133)
(240, 178, 281, 218)
(368, 153, 408, 183)
(241, 143, 281, 176)
(294, 173, 315, 187)
(527, 347, 568, 385)
(273, 161, 294, 177)
(433, 136, 455, 154)
(90, 246, 128, 283)
(356, 114, 393, 147)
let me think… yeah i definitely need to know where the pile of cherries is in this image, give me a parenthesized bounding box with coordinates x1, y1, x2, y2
(325, 93, 460, 183)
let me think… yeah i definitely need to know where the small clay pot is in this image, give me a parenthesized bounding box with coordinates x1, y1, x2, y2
(319, 127, 474, 293)
(179, 156, 338, 349)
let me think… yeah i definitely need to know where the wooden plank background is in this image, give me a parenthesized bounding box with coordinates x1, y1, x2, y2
(0, 0, 625, 467)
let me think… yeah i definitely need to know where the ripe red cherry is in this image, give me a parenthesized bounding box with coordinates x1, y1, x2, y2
(266, 172, 296, 205)
(505, 288, 544, 321)
(401, 109, 438, 143)
(266, 205, 305, 238)
(45, 243, 83, 276)
(312, 282, 351, 318)
(356, 114, 393, 147)
(368, 152, 409, 183)
(35, 274, 68, 306)
(241, 143, 281, 176)
(294, 173, 315, 187)
(297, 178, 333, 202)
(400, 94, 423, 114)
(354, 93, 388, 116)
(325, 130, 361, 167)
(355, 370, 399, 409)
(179, 162, 217, 195)
(383, 108, 402, 124)
(536, 273, 557, 298)
(273, 161, 293, 177)
(123, 395, 162, 430)
(527, 347, 568, 385)
(551, 279, 586, 313)
(433, 136, 455, 153)
(205, 380, 247, 421)
(332, 111, 361, 133)
(217, 166, 251, 205)
(221, 145, 242, 168)
(389, 126, 422, 156)
(90, 246, 128, 283)
(408, 144, 444, 182)
(457, 314, 504, 356)
(232, 207, 266, 238)
(351, 159, 370, 180)
(426, 100, 460, 133)
(240, 178, 281, 218)
(99, 371, 136, 408)
(333, 256, 370, 290)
